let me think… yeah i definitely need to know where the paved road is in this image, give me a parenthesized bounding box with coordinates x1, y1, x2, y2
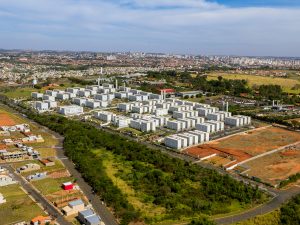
(0, 103, 118, 225)
(41, 126, 119, 225)
(216, 186, 300, 224)
(6, 166, 71, 225)
(3, 103, 300, 225)
(91, 122, 300, 225)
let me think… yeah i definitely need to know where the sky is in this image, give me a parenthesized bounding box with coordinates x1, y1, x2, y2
(0, 0, 300, 57)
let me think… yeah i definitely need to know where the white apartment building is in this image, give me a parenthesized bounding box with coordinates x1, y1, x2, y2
(195, 122, 216, 133)
(43, 95, 55, 101)
(164, 135, 187, 150)
(31, 92, 43, 99)
(94, 111, 116, 122)
(72, 98, 87, 106)
(34, 101, 49, 112)
(58, 105, 83, 116)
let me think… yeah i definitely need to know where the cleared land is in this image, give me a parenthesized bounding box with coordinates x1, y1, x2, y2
(207, 73, 300, 94)
(0, 107, 59, 149)
(0, 109, 24, 125)
(185, 127, 300, 167)
(244, 147, 300, 186)
(0, 112, 16, 126)
(0, 184, 45, 225)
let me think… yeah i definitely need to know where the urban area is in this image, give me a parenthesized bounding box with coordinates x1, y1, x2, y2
(0, 50, 300, 225)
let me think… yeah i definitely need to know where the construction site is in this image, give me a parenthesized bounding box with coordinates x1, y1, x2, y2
(184, 125, 300, 186)
(242, 143, 300, 187)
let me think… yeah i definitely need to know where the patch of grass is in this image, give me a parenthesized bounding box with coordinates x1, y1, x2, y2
(32, 177, 74, 195)
(181, 97, 204, 103)
(207, 73, 300, 94)
(120, 127, 143, 136)
(0, 184, 45, 224)
(94, 149, 167, 220)
(1, 87, 39, 99)
(35, 147, 57, 158)
(234, 210, 280, 225)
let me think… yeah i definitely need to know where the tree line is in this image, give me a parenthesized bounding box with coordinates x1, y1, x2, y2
(0, 96, 266, 224)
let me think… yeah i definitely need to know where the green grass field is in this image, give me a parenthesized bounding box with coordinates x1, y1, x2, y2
(32, 177, 75, 195)
(208, 73, 300, 94)
(1, 87, 39, 99)
(0, 184, 45, 224)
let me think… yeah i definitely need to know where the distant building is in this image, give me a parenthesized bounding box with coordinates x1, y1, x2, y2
(31, 92, 43, 99)
(17, 163, 40, 173)
(62, 199, 85, 216)
(34, 101, 49, 112)
(58, 105, 83, 116)
(78, 209, 102, 225)
(39, 158, 55, 167)
(176, 90, 203, 98)
(0, 175, 17, 186)
(30, 216, 51, 225)
(27, 172, 47, 181)
(1, 151, 27, 161)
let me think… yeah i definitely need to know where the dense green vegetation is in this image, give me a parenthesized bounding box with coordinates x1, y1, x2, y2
(188, 217, 216, 225)
(147, 71, 251, 96)
(27, 114, 264, 224)
(280, 194, 300, 225)
(0, 96, 266, 224)
(146, 71, 300, 104)
(279, 173, 300, 188)
(68, 77, 94, 85)
(257, 85, 283, 100)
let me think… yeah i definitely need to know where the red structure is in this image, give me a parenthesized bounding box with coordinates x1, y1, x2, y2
(159, 88, 175, 94)
(62, 182, 74, 190)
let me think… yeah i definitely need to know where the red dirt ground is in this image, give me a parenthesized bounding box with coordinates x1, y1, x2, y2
(184, 127, 300, 167)
(280, 149, 299, 157)
(185, 144, 252, 163)
(0, 113, 16, 126)
(245, 149, 300, 185)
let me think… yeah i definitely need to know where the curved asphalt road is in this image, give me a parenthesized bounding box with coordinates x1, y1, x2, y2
(216, 186, 300, 224)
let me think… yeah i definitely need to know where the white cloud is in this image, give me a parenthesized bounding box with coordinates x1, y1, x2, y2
(0, 0, 299, 56)
(119, 0, 222, 9)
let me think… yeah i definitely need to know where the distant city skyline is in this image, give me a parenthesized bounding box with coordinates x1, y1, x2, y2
(0, 0, 300, 57)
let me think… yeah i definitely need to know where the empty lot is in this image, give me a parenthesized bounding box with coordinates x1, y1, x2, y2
(185, 126, 300, 168)
(244, 146, 300, 186)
